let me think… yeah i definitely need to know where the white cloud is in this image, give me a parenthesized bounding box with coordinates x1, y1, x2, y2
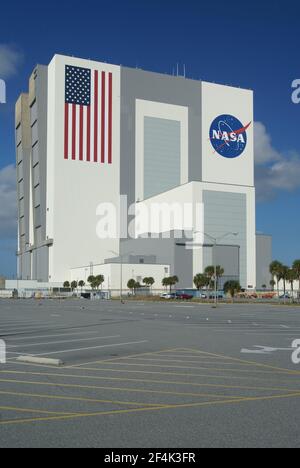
(0, 164, 17, 237)
(254, 122, 281, 165)
(0, 44, 23, 79)
(254, 122, 300, 201)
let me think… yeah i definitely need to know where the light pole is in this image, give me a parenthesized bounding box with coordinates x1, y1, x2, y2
(109, 250, 133, 303)
(194, 231, 238, 308)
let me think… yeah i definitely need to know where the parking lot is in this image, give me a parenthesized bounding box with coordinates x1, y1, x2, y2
(1, 298, 300, 447)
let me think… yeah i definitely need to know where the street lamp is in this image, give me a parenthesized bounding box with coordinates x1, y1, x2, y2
(194, 231, 238, 308)
(109, 250, 133, 303)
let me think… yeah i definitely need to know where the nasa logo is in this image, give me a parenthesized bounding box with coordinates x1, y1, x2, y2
(209, 114, 251, 159)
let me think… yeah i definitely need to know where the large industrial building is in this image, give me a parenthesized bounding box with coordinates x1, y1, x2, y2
(15, 54, 272, 291)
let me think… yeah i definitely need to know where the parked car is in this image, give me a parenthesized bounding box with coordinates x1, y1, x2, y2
(176, 293, 193, 300)
(160, 293, 176, 299)
(279, 293, 291, 299)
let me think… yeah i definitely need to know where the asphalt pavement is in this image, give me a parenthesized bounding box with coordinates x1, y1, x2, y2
(1, 298, 300, 447)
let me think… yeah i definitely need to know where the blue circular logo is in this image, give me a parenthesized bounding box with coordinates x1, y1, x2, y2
(209, 114, 250, 159)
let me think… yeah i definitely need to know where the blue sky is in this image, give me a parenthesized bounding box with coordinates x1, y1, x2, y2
(0, 0, 299, 277)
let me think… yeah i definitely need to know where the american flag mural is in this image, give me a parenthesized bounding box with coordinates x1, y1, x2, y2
(64, 65, 113, 163)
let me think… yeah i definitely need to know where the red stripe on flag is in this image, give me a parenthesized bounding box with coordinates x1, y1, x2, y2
(72, 104, 76, 160)
(87, 105, 91, 162)
(64, 103, 69, 159)
(108, 72, 113, 164)
(101, 71, 106, 164)
(94, 71, 98, 162)
(79, 106, 84, 161)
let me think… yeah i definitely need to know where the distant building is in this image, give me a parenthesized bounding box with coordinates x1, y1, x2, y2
(0, 276, 5, 289)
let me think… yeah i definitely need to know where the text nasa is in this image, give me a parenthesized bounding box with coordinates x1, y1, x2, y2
(291, 79, 300, 104)
(211, 130, 245, 143)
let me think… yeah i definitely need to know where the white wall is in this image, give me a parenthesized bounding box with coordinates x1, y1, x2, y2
(70, 263, 170, 291)
(201, 82, 254, 187)
(46, 55, 121, 282)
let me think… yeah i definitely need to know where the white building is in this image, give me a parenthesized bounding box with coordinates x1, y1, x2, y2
(15, 54, 271, 291)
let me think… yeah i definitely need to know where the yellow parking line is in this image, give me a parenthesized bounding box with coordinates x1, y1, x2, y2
(68, 347, 183, 368)
(123, 356, 265, 367)
(0, 370, 297, 396)
(182, 347, 300, 375)
(0, 405, 80, 416)
(54, 366, 300, 393)
(0, 377, 243, 399)
(0, 390, 163, 407)
(1, 391, 300, 426)
(142, 354, 238, 361)
(76, 359, 297, 375)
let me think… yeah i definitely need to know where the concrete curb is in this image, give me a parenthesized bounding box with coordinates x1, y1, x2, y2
(17, 356, 64, 366)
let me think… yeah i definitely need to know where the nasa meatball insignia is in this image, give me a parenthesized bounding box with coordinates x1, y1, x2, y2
(209, 114, 251, 159)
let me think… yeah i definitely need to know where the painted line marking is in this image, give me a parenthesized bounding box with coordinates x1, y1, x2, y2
(0, 377, 240, 399)
(0, 368, 298, 394)
(86, 359, 297, 375)
(0, 405, 80, 416)
(67, 347, 182, 369)
(6, 330, 99, 342)
(181, 347, 300, 375)
(7, 335, 121, 349)
(9, 340, 149, 358)
(0, 390, 164, 408)
(2, 391, 300, 426)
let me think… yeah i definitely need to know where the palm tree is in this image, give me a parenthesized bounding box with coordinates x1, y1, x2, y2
(204, 265, 224, 291)
(162, 276, 179, 293)
(270, 279, 276, 291)
(127, 279, 136, 295)
(193, 273, 210, 290)
(70, 281, 78, 292)
(280, 265, 289, 296)
(63, 281, 70, 289)
(224, 280, 241, 301)
(269, 260, 283, 296)
(78, 280, 85, 293)
(169, 276, 179, 293)
(95, 275, 105, 290)
(292, 260, 300, 298)
(87, 275, 95, 289)
(286, 268, 297, 298)
(143, 277, 155, 290)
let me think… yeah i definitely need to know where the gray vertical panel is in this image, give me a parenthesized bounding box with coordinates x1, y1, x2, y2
(17, 161, 24, 181)
(144, 117, 181, 199)
(30, 100, 37, 125)
(35, 66, 48, 246)
(31, 121, 38, 146)
(16, 126, 22, 145)
(32, 144, 39, 166)
(174, 243, 193, 288)
(36, 246, 49, 282)
(203, 191, 247, 288)
(256, 234, 272, 288)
